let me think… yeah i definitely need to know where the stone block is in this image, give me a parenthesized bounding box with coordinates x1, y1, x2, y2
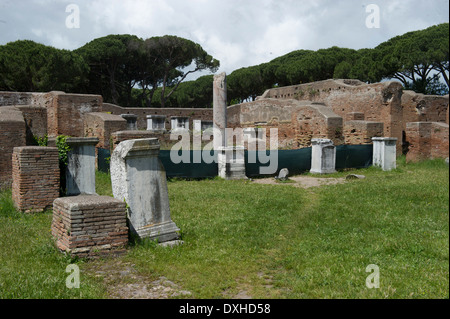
(310, 138, 336, 174)
(52, 195, 128, 258)
(217, 146, 247, 180)
(372, 137, 397, 171)
(121, 114, 138, 130)
(65, 137, 99, 196)
(110, 138, 180, 242)
(147, 115, 166, 132)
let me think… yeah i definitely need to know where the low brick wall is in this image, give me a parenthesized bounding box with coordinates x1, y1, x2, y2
(344, 120, 384, 145)
(430, 122, 449, 159)
(405, 122, 449, 162)
(12, 147, 60, 212)
(52, 195, 128, 258)
(0, 107, 26, 188)
(15, 105, 48, 145)
(84, 112, 127, 150)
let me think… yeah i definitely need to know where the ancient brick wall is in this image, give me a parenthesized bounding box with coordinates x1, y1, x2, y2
(47, 92, 103, 137)
(402, 90, 449, 131)
(102, 103, 213, 131)
(11, 147, 59, 212)
(0, 107, 26, 187)
(430, 122, 449, 159)
(84, 112, 127, 150)
(15, 105, 48, 144)
(260, 79, 404, 153)
(228, 99, 343, 149)
(52, 195, 128, 258)
(344, 121, 384, 145)
(405, 122, 449, 162)
(0, 92, 35, 106)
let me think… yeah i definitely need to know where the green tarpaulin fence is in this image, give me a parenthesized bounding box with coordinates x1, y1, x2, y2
(98, 144, 373, 178)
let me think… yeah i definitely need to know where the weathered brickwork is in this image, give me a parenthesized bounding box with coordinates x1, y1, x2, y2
(12, 147, 59, 212)
(228, 99, 344, 148)
(346, 112, 365, 121)
(260, 79, 405, 154)
(0, 107, 26, 187)
(52, 195, 128, 258)
(402, 91, 449, 132)
(344, 121, 384, 145)
(84, 112, 127, 150)
(430, 123, 449, 159)
(405, 122, 449, 162)
(47, 92, 103, 137)
(15, 105, 48, 144)
(1, 82, 448, 167)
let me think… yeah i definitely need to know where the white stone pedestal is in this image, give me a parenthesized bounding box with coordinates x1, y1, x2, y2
(372, 137, 397, 171)
(217, 146, 247, 180)
(310, 138, 336, 174)
(146, 115, 166, 132)
(121, 114, 138, 130)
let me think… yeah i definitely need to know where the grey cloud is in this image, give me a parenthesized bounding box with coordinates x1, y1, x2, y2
(0, 0, 448, 76)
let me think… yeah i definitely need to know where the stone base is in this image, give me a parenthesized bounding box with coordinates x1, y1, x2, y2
(309, 168, 337, 175)
(133, 220, 181, 243)
(52, 195, 128, 259)
(219, 162, 247, 180)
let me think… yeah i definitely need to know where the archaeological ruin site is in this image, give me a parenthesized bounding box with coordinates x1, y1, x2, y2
(0, 75, 448, 258)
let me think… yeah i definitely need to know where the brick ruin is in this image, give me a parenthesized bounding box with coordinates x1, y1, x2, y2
(11, 146, 60, 213)
(1, 78, 448, 258)
(1, 78, 448, 188)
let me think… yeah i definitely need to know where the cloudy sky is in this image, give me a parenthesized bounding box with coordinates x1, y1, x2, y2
(0, 0, 448, 79)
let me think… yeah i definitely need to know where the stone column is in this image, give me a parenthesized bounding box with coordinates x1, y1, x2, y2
(110, 138, 180, 243)
(372, 137, 397, 171)
(121, 114, 138, 130)
(65, 137, 99, 196)
(217, 146, 247, 180)
(213, 72, 227, 150)
(310, 138, 336, 174)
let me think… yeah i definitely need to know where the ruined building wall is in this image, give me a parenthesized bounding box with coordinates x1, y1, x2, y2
(15, 105, 48, 145)
(0, 107, 26, 187)
(405, 122, 449, 162)
(47, 92, 103, 137)
(227, 99, 344, 149)
(344, 121, 384, 145)
(0, 91, 103, 138)
(402, 90, 449, 130)
(84, 112, 127, 150)
(260, 79, 404, 153)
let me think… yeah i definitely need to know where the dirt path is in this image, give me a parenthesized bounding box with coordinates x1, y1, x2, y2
(85, 260, 192, 299)
(252, 175, 346, 188)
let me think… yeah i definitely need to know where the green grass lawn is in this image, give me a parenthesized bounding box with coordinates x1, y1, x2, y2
(1, 157, 448, 299)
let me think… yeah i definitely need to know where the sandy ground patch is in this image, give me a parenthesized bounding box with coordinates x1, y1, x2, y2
(252, 175, 346, 188)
